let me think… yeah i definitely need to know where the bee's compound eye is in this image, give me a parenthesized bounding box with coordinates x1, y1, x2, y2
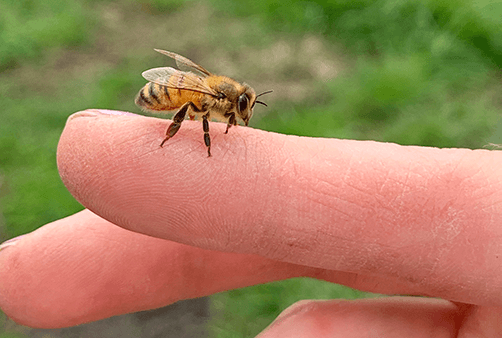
(238, 94, 249, 113)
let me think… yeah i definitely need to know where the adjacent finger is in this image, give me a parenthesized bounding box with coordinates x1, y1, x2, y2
(1, 210, 499, 331)
(0, 210, 309, 328)
(0, 210, 476, 329)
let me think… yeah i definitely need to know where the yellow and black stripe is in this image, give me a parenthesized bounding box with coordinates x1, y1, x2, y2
(135, 82, 172, 111)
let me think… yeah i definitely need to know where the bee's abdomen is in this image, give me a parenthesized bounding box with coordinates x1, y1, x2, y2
(135, 82, 176, 111)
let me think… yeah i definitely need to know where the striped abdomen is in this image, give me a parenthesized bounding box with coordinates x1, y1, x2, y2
(135, 81, 203, 112)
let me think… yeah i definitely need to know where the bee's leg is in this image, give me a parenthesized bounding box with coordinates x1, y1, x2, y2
(225, 114, 236, 134)
(160, 101, 195, 147)
(202, 113, 211, 157)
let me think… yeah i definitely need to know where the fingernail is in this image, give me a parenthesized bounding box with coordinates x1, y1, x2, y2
(0, 235, 26, 251)
(68, 109, 140, 121)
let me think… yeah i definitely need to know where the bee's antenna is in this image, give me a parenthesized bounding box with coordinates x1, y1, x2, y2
(256, 90, 273, 98)
(255, 90, 272, 107)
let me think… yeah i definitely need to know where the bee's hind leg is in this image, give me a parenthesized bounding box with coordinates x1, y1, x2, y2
(203, 113, 211, 157)
(161, 102, 200, 147)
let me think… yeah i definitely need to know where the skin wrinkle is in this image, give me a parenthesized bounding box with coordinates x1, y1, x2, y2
(371, 163, 406, 223)
(247, 137, 286, 252)
(166, 156, 220, 243)
(250, 141, 303, 259)
(209, 180, 245, 252)
(245, 163, 277, 255)
(275, 142, 348, 264)
(478, 187, 502, 207)
(308, 148, 378, 240)
(331, 232, 396, 274)
(473, 162, 502, 210)
(213, 155, 255, 251)
(453, 151, 488, 188)
(341, 171, 376, 201)
(375, 161, 394, 206)
(251, 223, 280, 259)
(342, 151, 474, 282)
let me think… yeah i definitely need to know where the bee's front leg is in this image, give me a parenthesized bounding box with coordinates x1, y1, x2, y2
(225, 113, 236, 134)
(161, 102, 200, 147)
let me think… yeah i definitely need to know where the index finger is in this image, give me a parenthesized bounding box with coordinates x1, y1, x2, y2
(58, 110, 502, 306)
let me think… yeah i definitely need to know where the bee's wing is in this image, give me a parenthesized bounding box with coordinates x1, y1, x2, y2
(142, 67, 217, 96)
(154, 49, 212, 78)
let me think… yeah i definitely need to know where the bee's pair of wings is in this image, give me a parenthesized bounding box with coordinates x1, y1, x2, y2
(142, 49, 218, 96)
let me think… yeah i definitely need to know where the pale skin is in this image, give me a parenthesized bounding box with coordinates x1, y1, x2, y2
(1, 109, 502, 337)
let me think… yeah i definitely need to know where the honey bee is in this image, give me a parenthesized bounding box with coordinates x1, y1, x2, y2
(135, 49, 272, 157)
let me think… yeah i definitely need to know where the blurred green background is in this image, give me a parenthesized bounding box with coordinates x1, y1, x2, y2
(0, 0, 501, 337)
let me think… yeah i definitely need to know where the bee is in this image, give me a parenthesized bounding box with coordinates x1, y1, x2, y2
(135, 49, 272, 157)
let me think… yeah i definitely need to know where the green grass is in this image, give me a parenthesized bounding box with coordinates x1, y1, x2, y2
(210, 278, 371, 338)
(260, 53, 499, 148)
(0, 333, 26, 338)
(0, 0, 501, 337)
(245, 0, 502, 149)
(0, 0, 94, 71)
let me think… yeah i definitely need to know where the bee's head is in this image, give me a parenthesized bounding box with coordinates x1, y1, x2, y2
(237, 86, 272, 126)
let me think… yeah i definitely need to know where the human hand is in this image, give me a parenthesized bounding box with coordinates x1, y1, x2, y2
(1, 109, 502, 337)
